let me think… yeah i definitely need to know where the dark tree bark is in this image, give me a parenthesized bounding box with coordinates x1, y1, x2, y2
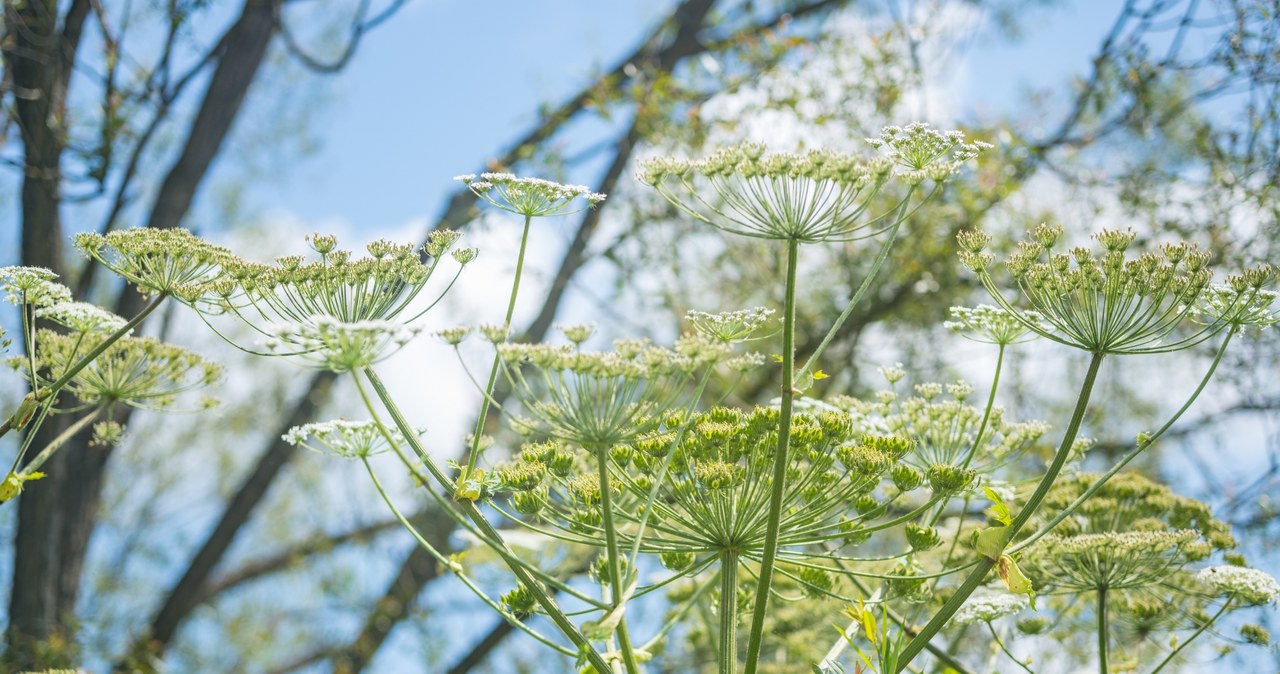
(5, 0, 280, 668)
(4, 1, 94, 668)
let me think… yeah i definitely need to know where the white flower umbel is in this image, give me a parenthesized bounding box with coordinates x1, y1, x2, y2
(956, 225, 1254, 355)
(75, 228, 233, 302)
(0, 266, 73, 307)
(21, 329, 221, 411)
(456, 173, 605, 218)
(1196, 277, 1279, 330)
(640, 126, 988, 243)
(1197, 566, 1280, 605)
(283, 419, 424, 459)
(944, 305, 1046, 345)
(36, 302, 129, 334)
(951, 590, 1029, 625)
(266, 316, 422, 372)
(685, 307, 775, 343)
(1028, 530, 1203, 592)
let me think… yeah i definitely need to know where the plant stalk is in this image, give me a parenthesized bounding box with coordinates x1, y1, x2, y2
(2, 294, 166, 441)
(743, 237, 800, 674)
(464, 213, 533, 477)
(719, 552, 739, 674)
(594, 442, 641, 674)
(894, 351, 1105, 672)
(1097, 585, 1109, 674)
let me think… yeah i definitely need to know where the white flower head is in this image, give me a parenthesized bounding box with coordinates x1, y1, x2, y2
(284, 419, 425, 459)
(1197, 566, 1280, 604)
(457, 172, 605, 218)
(952, 590, 1029, 625)
(36, 302, 129, 334)
(266, 316, 422, 372)
(945, 305, 1045, 345)
(0, 266, 73, 307)
(685, 307, 775, 343)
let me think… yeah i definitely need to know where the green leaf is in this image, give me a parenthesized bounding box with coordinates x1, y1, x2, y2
(982, 486, 1013, 525)
(997, 554, 1036, 608)
(975, 525, 1013, 560)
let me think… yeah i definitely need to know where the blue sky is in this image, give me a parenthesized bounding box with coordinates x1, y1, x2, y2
(221, 1, 1119, 239)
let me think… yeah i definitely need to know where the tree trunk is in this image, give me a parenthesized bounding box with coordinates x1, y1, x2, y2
(4, 0, 90, 668)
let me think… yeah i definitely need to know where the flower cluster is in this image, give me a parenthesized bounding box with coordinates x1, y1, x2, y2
(944, 304, 1045, 345)
(951, 590, 1028, 625)
(496, 334, 728, 446)
(75, 228, 233, 302)
(0, 266, 72, 307)
(455, 173, 605, 218)
(1197, 566, 1280, 605)
(492, 406, 918, 569)
(1027, 530, 1202, 591)
(866, 123, 993, 179)
(216, 231, 468, 325)
(1195, 267, 1279, 330)
(265, 317, 422, 372)
(283, 419, 424, 459)
(640, 142, 897, 243)
(36, 302, 129, 334)
(18, 329, 221, 410)
(836, 380, 1049, 474)
(957, 225, 1255, 354)
(685, 307, 775, 343)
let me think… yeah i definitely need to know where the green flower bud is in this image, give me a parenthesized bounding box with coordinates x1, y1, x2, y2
(927, 463, 976, 495)
(1016, 616, 1051, 635)
(799, 567, 836, 599)
(905, 523, 943, 551)
(660, 551, 696, 572)
(501, 584, 540, 620)
(512, 488, 548, 515)
(891, 464, 923, 492)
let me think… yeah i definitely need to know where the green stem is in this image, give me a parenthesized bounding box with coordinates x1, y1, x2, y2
(987, 622, 1035, 674)
(719, 552, 739, 674)
(2, 294, 166, 440)
(1147, 598, 1231, 674)
(594, 442, 641, 674)
(960, 344, 1004, 471)
(895, 352, 1106, 672)
(1097, 586, 1109, 674)
(464, 213, 533, 477)
(359, 369, 613, 673)
(1012, 330, 1234, 554)
(18, 406, 103, 476)
(743, 237, 800, 674)
(798, 210, 907, 377)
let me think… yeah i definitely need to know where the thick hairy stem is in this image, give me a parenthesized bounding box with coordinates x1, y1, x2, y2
(743, 237, 800, 673)
(719, 552, 739, 674)
(895, 352, 1105, 672)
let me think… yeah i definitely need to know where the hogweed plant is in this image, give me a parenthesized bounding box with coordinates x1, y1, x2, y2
(6, 125, 1279, 674)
